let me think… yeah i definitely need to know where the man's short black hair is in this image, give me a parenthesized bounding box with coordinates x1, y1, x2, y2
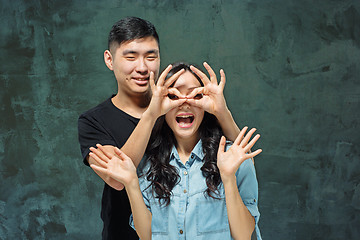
(108, 17, 159, 52)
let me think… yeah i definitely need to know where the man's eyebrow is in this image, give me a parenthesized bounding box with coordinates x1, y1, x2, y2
(122, 49, 159, 55)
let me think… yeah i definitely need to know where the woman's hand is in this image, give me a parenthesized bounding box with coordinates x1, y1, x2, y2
(146, 65, 187, 118)
(186, 62, 228, 116)
(217, 127, 262, 183)
(89, 144, 138, 188)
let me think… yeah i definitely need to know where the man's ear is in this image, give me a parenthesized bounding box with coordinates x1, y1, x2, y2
(104, 50, 114, 71)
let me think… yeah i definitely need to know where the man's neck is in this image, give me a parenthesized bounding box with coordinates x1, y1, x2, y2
(111, 91, 151, 119)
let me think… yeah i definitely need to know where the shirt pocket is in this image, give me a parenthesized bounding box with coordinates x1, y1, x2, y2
(195, 195, 230, 235)
(149, 200, 169, 235)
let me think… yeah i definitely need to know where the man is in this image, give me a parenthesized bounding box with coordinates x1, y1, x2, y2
(78, 17, 160, 239)
(78, 17, 244, 239)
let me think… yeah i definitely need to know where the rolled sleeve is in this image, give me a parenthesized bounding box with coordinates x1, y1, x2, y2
(236, 158, 262, 239)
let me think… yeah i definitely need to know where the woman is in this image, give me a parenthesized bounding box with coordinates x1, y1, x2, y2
(91, 63, 262, 240)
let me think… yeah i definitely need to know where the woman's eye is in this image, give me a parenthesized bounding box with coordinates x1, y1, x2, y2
(194, 93, 203, 99)
(168, 94, 179, 100)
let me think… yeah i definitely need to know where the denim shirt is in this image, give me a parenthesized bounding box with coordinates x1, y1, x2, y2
(131, 140, 262, 240)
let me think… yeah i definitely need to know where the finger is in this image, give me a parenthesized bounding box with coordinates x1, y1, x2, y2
(149, 71, 155, 92)
(186, 98, 204, 108)
(234, 126, 248, 145)
(203, 62, 217, 84)
(157, 64, 172, 86)
(96, 144, 114, 160)
(217, 136, 226, 154)
(168, 88, 186, 99)
(246, 149, 262, 159)
(90, 146, 109, 163)
(89, 152, 108, 168)
(219, 69, 226, 90)
(114, 147, 131, 162)
(190, 65, 210, 86)
(164, 68, 185, 88)
(240, 128, 257, 148)
(168, 98, 187, 109)
(186, 87, 204, 99)
(90, 164, 108, 175)
(244, 134, 260, 153)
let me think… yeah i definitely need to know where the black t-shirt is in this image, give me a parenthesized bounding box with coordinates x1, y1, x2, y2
(78, 96, 139, 240)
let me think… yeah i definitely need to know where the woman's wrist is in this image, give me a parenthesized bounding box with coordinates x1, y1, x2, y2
(220, 173, 237, 186)
(125, 176, 140, 191)
(214, 106, 231, 122)
(143, 107, 160, 122)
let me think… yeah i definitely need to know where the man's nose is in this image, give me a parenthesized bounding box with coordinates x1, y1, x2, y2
(135, 58, 148, 73)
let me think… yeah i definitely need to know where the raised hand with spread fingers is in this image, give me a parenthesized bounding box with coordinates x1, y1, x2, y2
(216, 126, 262, 239)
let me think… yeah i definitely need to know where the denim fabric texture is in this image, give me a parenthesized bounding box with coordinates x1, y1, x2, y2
(130, 140, 262, 240)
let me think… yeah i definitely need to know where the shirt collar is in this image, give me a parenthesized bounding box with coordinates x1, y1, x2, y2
(170, 139, 204, 163)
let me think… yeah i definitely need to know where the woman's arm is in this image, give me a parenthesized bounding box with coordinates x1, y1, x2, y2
(217, 127, 262, 239)
(187, 62, 240, 141)
(89, 146, 152, 239)
(120, 66, 186, 167)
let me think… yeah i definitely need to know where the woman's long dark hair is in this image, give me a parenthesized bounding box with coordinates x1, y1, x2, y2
(145, 62, 224, 206)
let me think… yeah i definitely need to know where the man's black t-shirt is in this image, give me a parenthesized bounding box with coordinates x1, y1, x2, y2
(78, 96, 139, 240)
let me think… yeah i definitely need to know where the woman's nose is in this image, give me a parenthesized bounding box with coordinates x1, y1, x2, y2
(179, 102, 190, 110)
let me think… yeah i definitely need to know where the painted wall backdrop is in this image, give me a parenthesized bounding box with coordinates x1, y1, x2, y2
(0, 0, 359, 239)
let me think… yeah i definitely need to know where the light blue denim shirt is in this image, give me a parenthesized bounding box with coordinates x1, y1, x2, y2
(131, 140, 262, 240)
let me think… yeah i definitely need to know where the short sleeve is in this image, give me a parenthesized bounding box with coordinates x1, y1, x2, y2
(78, 114, 116, 166)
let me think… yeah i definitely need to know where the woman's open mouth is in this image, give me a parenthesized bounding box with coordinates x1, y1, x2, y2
(176, 113, 194, 128)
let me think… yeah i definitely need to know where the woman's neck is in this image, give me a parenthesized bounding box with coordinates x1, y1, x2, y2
(175, 135, 200, 164)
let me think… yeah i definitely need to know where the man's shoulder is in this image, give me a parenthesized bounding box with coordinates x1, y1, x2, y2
(79, 96, 113, 119)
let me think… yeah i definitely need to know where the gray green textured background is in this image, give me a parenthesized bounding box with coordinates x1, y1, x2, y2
(1, 0, 359, 239)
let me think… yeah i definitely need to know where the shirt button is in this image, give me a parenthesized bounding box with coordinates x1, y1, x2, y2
(183, 189, 187, 193)
(191, 155, 194, 159)
(179, 229, 184, 234)
(184, 171, 188, 175)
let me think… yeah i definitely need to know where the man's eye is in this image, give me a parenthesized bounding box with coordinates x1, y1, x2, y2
(125, 56, 135, 60)
(147, 56, 157, 61)
(194, 93, 203, 99)
(168, 94, 179, 100)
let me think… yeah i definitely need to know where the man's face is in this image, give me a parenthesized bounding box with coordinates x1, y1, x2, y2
(105, 36, 160, 96)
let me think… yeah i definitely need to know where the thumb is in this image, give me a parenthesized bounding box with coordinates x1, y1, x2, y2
(218, 136, 226, 155)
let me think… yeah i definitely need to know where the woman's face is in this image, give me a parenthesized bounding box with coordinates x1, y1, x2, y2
(165, 71, 204, 142)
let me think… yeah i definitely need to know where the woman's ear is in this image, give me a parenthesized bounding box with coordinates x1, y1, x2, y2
(104, 50, 114, 71)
